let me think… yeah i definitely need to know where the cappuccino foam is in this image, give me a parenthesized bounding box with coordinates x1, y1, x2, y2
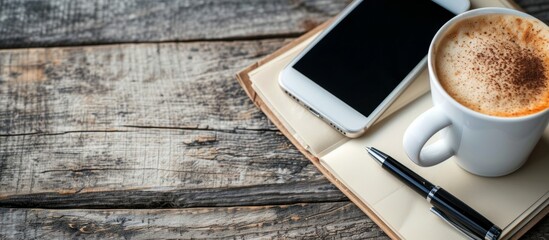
(435, 14, 549, 117)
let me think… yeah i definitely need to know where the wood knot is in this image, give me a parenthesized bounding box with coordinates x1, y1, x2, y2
(183, 135, 217, 146)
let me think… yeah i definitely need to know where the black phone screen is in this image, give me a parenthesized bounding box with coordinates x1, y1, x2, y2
(293, 0, 455, 117)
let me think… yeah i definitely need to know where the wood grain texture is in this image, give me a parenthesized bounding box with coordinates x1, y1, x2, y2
(0, 0, 349, 48)
(0, 206, 546, 239)
(0, 41, 286, 135)
(0, 129, 345, 208)
(0, 0, 546, 49)
(0, 41, 349, 208)
(0, 202, 389, 240)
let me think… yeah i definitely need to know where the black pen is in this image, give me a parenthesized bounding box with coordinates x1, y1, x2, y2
(366, 147, 502, 240)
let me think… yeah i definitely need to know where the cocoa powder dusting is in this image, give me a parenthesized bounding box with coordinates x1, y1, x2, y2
(475, 39, 547, 96)
(437, 14, 549, 117)
(512, 54, 546, 92)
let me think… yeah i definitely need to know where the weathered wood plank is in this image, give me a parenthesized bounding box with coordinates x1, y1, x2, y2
(0, 0, 547, 49)
(0, 128, 346, 208)
(0, 202, 388, 240)
(0, 40, 347, 207)
(0, 181, 344, 209)
(0, 40, 289, 136)
(0, 0, 349, 48)
(0, 205, 547, 240)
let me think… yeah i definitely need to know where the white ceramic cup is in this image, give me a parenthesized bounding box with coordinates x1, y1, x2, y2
(402, 8, 549, 177)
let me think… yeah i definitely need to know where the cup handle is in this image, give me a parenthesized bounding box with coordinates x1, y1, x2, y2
(403, 106, 455, 167)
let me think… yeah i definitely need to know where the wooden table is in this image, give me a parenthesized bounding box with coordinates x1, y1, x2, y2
(0, 0, 547, 239)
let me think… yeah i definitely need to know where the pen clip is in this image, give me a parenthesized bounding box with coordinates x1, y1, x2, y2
(430, 207, 481, 240)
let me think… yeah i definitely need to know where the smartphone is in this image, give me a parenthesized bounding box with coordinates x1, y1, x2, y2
(279, 0, 469, 138)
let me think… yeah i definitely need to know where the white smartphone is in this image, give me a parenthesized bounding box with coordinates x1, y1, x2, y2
(279, 0, 469, 138)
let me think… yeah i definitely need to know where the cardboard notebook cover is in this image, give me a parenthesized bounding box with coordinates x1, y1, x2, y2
(236, 1, 548, 239)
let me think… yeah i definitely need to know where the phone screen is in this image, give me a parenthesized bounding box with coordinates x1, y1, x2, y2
(293, 0, 455, 117)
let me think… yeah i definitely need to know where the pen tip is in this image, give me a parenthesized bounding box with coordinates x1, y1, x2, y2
(365, 147, 376, 155)
(365, 146, 385, 164)
(366, 147, 376, 153)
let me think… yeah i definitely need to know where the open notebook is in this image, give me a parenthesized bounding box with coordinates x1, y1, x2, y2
(236, 0, 548, 239)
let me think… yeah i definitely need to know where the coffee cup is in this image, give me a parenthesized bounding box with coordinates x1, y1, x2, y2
(403, 7, 549, 177)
